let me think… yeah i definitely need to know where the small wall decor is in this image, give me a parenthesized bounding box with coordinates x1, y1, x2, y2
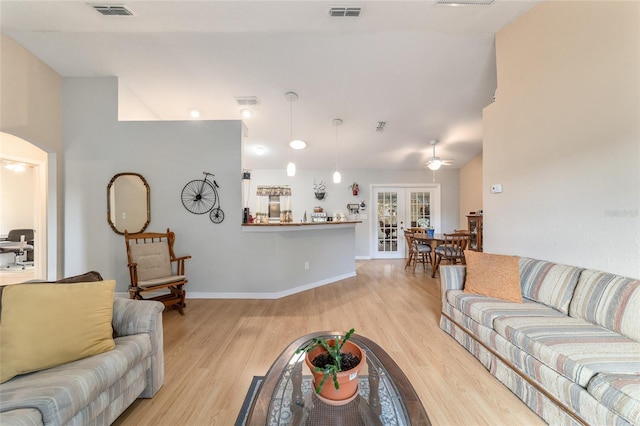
(181, 171, 225, 223)
(314, 180, 326, 200)
(360, 200, 366, 211)
(349, 182, 359, 196)
(347, 203, 360, 215)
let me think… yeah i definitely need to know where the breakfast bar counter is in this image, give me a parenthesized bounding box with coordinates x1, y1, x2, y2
(237, 221, 361, 298)
(242, 221, 362, 232)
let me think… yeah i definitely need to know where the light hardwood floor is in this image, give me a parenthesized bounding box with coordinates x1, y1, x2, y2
(114, 259, 545, 425)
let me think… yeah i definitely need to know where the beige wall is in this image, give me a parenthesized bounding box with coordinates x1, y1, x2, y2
(483, 1, 640, 277)
(1, 35, 62, 152)
(459, 153, 483, 229)
(1, 34, 63, 279)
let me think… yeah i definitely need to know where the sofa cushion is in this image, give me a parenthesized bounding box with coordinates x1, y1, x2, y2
(463, 251, 522, 303)
(0, 281, 116, 383)
(587, 373, 640, 425)
(494, 316, 640, 387)
(569, 269, 640, 342)
(447, 290, 566, 329)
(54, 270, 104, 283)
(0, 334, 151, 425)
(519, 258, 583, 314)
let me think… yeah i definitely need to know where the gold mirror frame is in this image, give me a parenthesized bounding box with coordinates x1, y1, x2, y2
(107, 173, 150, 235)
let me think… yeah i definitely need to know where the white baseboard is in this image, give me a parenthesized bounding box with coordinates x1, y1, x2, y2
(189, 271, 357, 300)
(115, 271, 357, 300)
(355, 256, 372, 260)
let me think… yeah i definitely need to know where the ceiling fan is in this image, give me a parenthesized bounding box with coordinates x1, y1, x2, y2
(425, 139, 454, 171)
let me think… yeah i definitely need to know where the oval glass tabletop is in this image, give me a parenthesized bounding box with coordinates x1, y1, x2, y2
(245, 331, 431, 426)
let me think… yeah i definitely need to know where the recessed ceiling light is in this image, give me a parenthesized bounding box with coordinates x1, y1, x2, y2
(255, 146, 265, 155)
(289, 140, 307, 150)
(240, 109, 253, 119)
(190, 109, 200, 119)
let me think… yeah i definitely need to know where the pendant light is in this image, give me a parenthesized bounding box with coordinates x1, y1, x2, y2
(285, 92, 306, 177)
(332, 118, 343, 183)
(287, 161, 296, 177)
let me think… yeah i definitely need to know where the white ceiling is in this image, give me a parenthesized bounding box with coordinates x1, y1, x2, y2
(0, 0, 539, 170)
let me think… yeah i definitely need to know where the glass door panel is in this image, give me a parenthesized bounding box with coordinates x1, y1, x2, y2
(409, 191, 431, 229)
(373, 188, 405, 258)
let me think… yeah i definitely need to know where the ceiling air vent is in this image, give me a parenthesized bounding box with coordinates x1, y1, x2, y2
(375, 121, 387, 132)
(90, 4, 134, 16)
(235, 96, 260, 106)
(435, 0, 494, 5)
(329, 7, 362, 17)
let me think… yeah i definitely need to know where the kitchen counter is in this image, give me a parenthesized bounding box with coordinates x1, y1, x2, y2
(242, 221, 361, 232)
(236, 221, 361, 298)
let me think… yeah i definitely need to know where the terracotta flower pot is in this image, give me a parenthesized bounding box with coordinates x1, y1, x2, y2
(305, 339, 365, 402)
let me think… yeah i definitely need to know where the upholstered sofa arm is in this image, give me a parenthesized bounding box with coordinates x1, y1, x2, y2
(440, 265, 466, 310)
(112, 298, 165, 397)
(0, 408, 42, 425)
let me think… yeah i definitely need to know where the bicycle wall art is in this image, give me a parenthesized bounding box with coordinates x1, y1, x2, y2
(181, 172, 225, 224)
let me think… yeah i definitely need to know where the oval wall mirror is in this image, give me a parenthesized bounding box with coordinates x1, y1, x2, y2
(107, 172, 150, 235)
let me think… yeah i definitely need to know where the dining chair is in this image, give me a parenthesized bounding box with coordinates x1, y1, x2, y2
(405, 230, 432, 272)
(124, 228, 191, 314)
(454, 229, 471, 235)
(431, 233, 469, 278)
(403, 230, 414, 268)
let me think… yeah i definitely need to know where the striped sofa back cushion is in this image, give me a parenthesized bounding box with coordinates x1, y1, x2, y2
(519, 258, 583, 314)
(569, 269, 640, 342)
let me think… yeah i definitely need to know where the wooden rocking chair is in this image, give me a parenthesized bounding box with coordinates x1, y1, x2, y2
(124, 228, 191, 314)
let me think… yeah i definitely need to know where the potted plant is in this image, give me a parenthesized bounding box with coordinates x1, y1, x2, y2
(349, 182, 359, 196)
(314, 180, 327, 200)
(297, 328, 365, 403)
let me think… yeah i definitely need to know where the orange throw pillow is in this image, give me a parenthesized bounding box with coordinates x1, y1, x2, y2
(463, 251, 522, 303)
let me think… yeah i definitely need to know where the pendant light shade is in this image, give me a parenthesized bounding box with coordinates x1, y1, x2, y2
(332, 118, 343, 184)
(287, 161, 296, 177)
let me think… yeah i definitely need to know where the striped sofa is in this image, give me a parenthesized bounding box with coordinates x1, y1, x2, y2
(0, 298, 164, 425)
(439, 258, 640, 425)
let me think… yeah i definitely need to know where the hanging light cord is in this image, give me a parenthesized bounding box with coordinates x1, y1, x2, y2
(335, 124, 339, 170)
(289, 97, 294, 163)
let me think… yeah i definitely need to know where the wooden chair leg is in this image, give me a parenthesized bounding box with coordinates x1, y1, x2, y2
(405, 251, 413, 269)
(432, 254, 442, 278)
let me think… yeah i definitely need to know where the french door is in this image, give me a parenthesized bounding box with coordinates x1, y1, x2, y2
(372, 186, 440, 259)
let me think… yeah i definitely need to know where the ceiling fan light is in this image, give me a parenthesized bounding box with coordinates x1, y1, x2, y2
(427, 159, 443, 171)
(287, 161, 296, 177)
(333, 170, 341, 183)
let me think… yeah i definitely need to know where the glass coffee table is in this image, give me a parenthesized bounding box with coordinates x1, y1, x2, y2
(245, 331, 431, 425)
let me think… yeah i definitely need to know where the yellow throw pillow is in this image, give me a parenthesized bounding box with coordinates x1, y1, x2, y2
(463, 251, 523, 303)
(0, 280, 116, 383)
